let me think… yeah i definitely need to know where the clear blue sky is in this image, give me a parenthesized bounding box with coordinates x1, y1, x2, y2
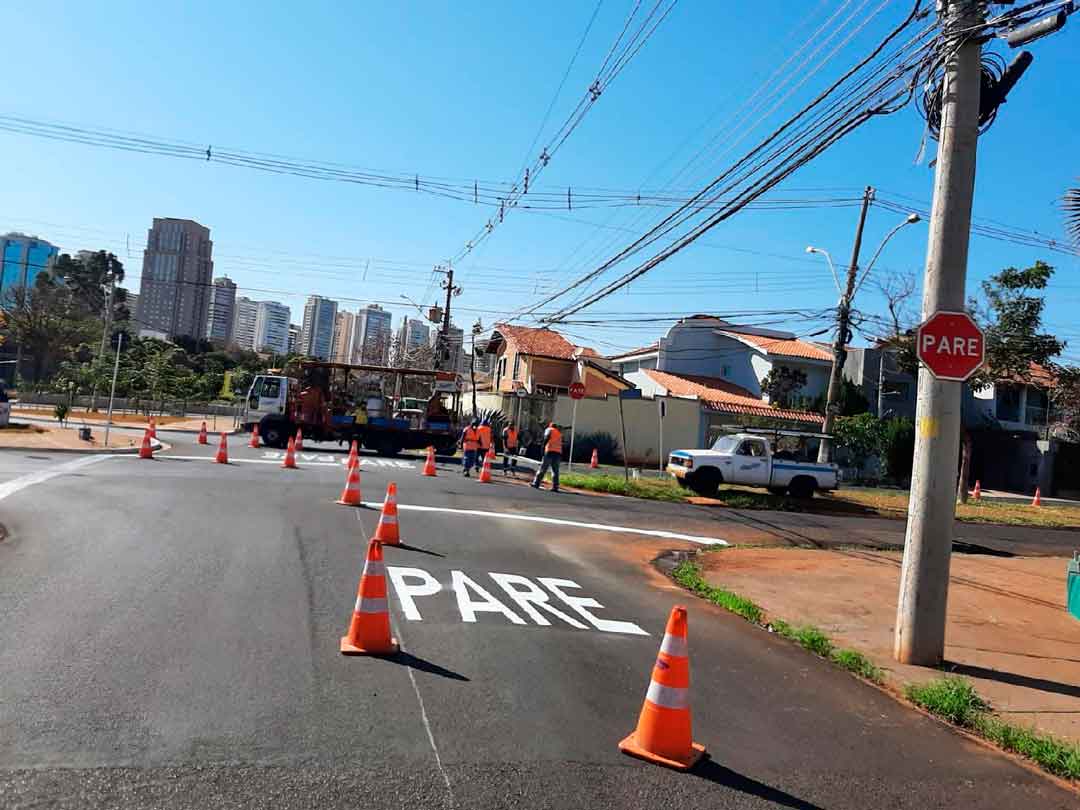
(2, 1, 1078, 361)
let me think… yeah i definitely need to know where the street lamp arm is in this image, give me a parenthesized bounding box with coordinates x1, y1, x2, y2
(854, 213, 920, 295)
(806, 246, 841, 293)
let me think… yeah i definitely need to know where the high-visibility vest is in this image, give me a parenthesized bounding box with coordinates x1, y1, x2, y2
(545, 427, 563, 455)
(462, 427, 480, 451)
(503, 427, 518, 449)
(478, 424, 493, 449)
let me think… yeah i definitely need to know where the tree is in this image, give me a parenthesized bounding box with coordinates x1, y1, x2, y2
(1, 275, 97, 383)
(874, 270, 919, 378)
(54, 251, 125, 318)
(1065, 183, 1080, 243)
(760, 366, 807, 409)
(832, 413, 887, 473)
(958, 260, 1064, 501)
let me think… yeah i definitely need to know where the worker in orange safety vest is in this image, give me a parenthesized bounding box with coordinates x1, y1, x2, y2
(530, 422, 563, 493)
(477, 418, 493, 459)
(501, 422, 519, 476)
(460, 418, 481, 477)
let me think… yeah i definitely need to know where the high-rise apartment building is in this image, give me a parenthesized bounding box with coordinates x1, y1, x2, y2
(287, 323, 300, 354)
(431, 324, 466, 372)
(135, 218, 214, 339)
(356, 304, 392, 365)
(397, 317, 431, 358)
(205, 276, 237, 344)
(332, 310, 358, 363)
(300, 295, 338, 359)
(1, 232, 58, 297)
(254, 301, 291, 354)
(232, 296, 259, 350)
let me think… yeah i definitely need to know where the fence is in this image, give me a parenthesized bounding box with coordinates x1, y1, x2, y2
(13, 392, 239, 418)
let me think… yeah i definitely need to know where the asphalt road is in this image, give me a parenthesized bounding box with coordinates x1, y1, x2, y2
(0, 433, 1075, 808)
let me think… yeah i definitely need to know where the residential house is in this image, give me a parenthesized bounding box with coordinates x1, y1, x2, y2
(842, 345, 917, 418)
(486, 324, 627, 399)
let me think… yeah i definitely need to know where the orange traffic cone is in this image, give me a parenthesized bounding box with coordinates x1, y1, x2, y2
(972, 480, 981, 500)
(214, 432, 228, 464)
(1032, 487, 1042, 507)
(619, 605, 706, 771)
(372, 482, 401, 545)
(340, 539, 399, 655)
(422, 446, 437, 477)
(347, 439, 359, 470)
(282, 436, 298, 469)
(337, 463, 362, 506)
(249, 425, 260, 448)
(477, 447, 494, 483)
(148, 417, 157, 440)
(197, 421, 208, 444)
(139, 428, 154, 459)
(295, 428, 304, 451)
(590, 448, 599, 469)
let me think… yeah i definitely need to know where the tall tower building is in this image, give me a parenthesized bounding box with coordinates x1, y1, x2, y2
(254, 301, 291, 354)
(300, 295, 338, 359)
(205, 276, 237, 344)
(135, 218, 214, 339)
(356, 304, 392, 365)
(232, 296, 259, 350)
(397, 317, 431, 357)
(332, 310, 358, 363)
(0, 232, 58, 296)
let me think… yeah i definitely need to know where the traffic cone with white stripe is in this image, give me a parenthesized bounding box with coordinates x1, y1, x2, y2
(139, 428, 154, 459)
(1032, 487, 1042, 507)
(249, 425, 260, 448)
(347, 439, 359, 470)
(972, 480, 981, 500)
(340, 538, 398, 655)
(590, 448, 599, 469)
(422, 446, 437, 477)
(295, 428, 304, 451)
(214, 432, 228, 464)
(477, 447, 494, 483)
(282, 436, 298, 469)
(372, 482, 401, 545)
(337, 463, 362, 506)
(197, 421, 208, 444)
(619, 605, 706, 771)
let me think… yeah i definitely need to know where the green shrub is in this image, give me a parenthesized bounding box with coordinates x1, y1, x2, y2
(905, 677, 988, 727)
(53, 402, 70, 423)
(565, 430, 621, 464)
(881, 417, 916, 483)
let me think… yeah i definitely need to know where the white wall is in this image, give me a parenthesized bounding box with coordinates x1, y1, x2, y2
(660, 326, 762, 392)
(553, 394, 702, 466)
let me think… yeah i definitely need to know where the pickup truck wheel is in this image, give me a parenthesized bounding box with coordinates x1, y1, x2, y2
(788, 476, 816, 499)
(767, 486, 788, 496)
(259, 417, 293, 449)
(688, 468, 721, 498)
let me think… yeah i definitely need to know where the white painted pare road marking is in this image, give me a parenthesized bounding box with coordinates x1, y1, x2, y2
(387, 566, 648, 635)
(364, 502, 728, 546)
(0, 454, 109, 501)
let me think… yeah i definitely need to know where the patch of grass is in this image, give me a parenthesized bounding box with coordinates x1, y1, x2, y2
(907, 676, 1080, 780)
(670, 560, 763, 623)
(831, 649, 885, 684)
(559, 473, 689, 503)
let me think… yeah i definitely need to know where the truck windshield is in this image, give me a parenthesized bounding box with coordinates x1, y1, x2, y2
(710, 435, 740, 453)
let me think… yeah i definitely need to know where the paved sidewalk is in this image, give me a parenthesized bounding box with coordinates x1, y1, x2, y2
(698, 547, 1080, 742)
(12, 407, 235, 433)
(0, 422, 140, 451)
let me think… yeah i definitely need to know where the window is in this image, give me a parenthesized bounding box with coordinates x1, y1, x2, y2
(512, 353, 521, 380)
(249, 376, 264, 398)
(995, 385, 1021, 422)
(721, 364, 731, 378)
(261, 378, 282, 399)
(1026, 388, 1048, 426)
(711, 435, 740, 453)
(737, 439, 767, 457)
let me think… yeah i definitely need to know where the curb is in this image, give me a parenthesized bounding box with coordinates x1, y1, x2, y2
(10, 414, 241, 436)
(0, 438, 170, 456)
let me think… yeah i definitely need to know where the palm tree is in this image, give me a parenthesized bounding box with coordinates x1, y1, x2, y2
(1066, 183, 1080, 242)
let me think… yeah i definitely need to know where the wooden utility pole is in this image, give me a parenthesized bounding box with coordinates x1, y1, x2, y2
(817, 186, 873, 463)
(895, 0, 984, 665)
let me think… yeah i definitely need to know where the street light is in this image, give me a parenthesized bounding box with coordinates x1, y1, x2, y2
(854, 212, 920, 294)
(806, 245, 841, 293)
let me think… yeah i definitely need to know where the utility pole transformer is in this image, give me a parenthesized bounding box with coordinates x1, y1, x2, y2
(895, 0, 984, 666)
(817, 185, 873, 463)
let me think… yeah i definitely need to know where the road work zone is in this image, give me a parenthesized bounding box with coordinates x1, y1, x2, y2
(387, 566, 649, 635)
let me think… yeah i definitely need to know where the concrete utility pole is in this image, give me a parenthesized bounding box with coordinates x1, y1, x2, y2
(895, 0, 984, 666)
(435, 264, 460, 372)
(817, 185, 873, 463)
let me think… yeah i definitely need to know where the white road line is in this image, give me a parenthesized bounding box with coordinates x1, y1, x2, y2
(139, 455, 344, 467)
(0, 454, 110, 502)
(361, 501, 728, 546)
(355, 514, 455, 807)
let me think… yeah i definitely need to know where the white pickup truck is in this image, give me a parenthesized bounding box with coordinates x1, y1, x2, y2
(667, 433, 839, 499)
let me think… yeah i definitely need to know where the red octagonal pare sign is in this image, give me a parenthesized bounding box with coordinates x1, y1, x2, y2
(916, 310, 985, 382)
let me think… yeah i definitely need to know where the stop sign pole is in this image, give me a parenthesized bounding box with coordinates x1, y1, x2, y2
(895, 0, 984, 667)
(567, 379, 585, 471)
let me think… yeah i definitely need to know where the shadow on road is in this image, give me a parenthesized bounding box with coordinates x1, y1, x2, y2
(691, 759, 823, 809)
(393, 542, 446, 558)
(945, 661, 1080, 699)
(392, 651, 470, 682)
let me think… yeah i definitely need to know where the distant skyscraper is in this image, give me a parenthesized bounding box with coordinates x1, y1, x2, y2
(432, 324, 466, 372)
(332, 310, 358, 363)
(356, 304, 392, 365)
(287, 323, 300, 354)
(1, 232, 58, 297)
(205, 276, 237, 344)
(300, 295, 338, 359)
(135, 218, 214, 339)
(232, 296, 259, 350)
(397, 317, 431, 358)
(254, 301, 291, 354)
